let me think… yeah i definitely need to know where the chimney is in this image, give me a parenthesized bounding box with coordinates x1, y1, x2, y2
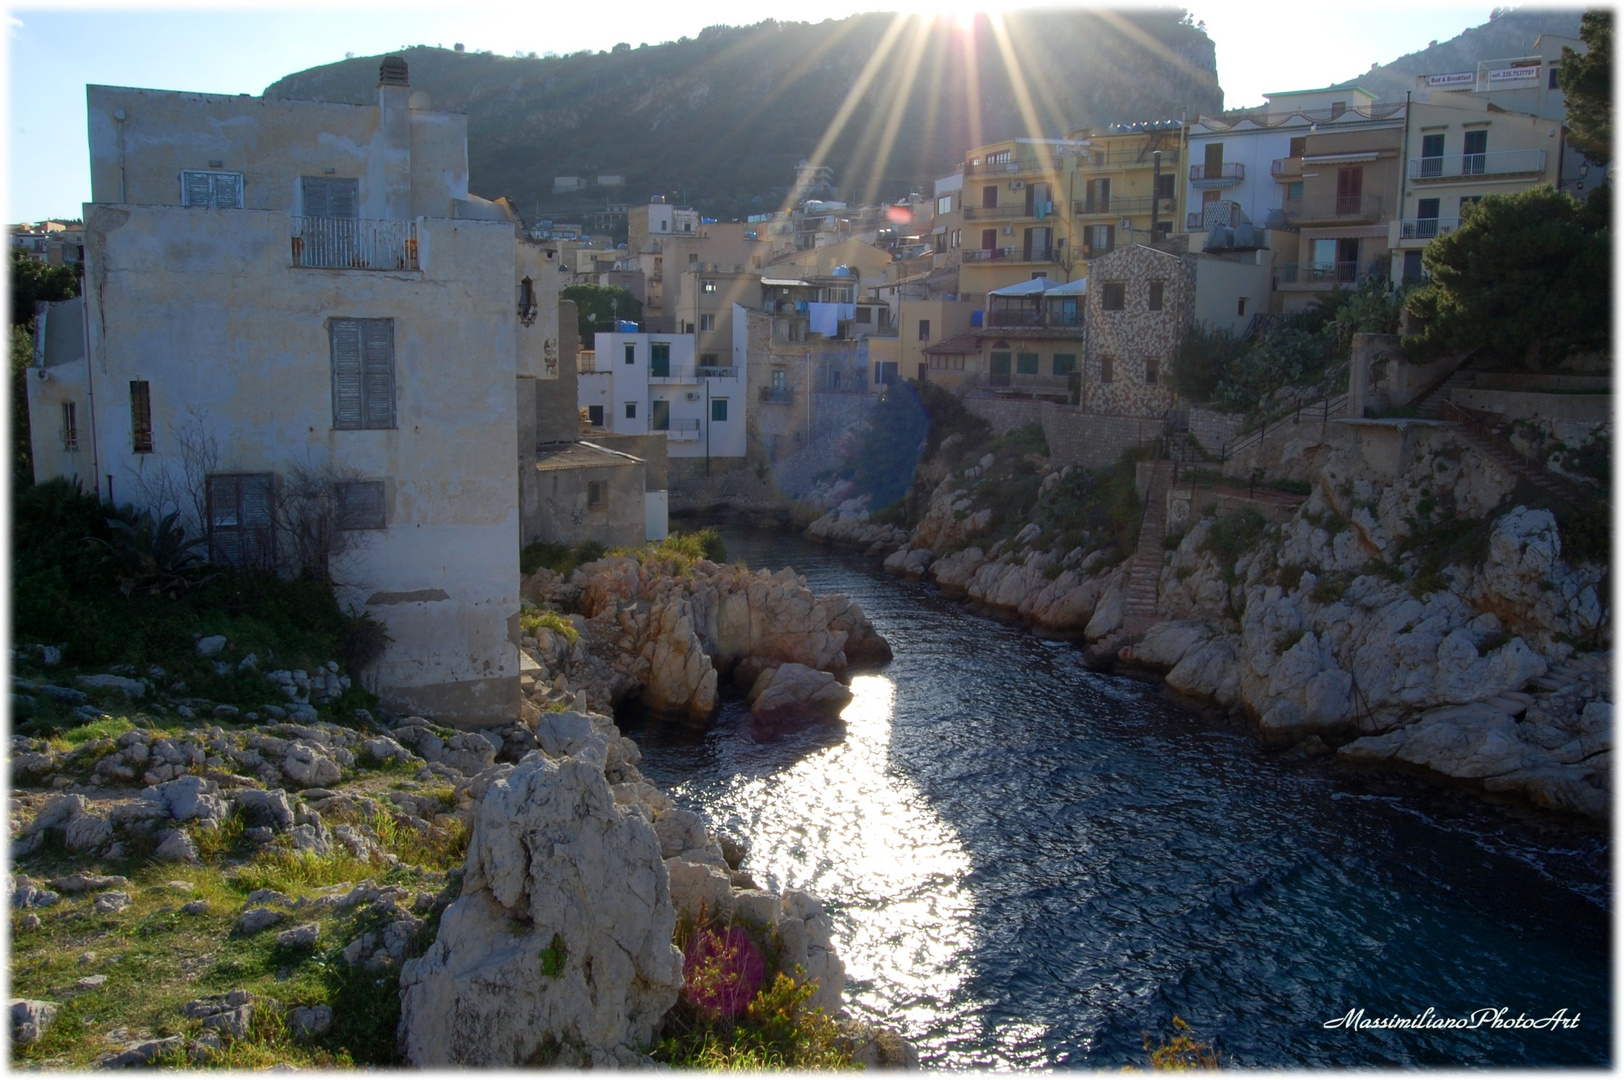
(377, 55, 412, 219)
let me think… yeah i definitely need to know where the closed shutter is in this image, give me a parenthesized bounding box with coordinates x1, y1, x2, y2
(336, 481, 386, 529)
(207, 473, 275, 568)
(183, 171, 214, 207)
(330, 319, 364, 428)
(240, 473, 275, 568)
(303, 176, 360, 218)
(361, 320, 395, 428)
(212, 172, 242, 209)
(302, 176, 330, 218)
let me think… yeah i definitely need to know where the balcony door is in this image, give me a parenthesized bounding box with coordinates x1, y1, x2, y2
(990, 350, 1012, 387)
(1204, 142, 1224, 180)
(1463, 130, 1487, 175)
(1420, 133, 1444, 177)
(1416, 197, 1441, 239)
(1336, 167, 1363, 215)
(651, 399, 670, 431)
(1085, 178, 1110, 214)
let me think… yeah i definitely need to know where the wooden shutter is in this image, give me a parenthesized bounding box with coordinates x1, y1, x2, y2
(302, 176, 330, 218)
(337, 481, 386, 529)
(240, 473, 275, 568)
(212, 173, 242, 209)
(206, 474, 241, 567)
(183, 171, 214, 207)
(330, 179, 359, 219)
(361, 320, 395, 429)
(330, 319, 364, 428)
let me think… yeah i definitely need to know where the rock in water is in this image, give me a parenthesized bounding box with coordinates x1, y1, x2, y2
(398, 752, 683, 1066)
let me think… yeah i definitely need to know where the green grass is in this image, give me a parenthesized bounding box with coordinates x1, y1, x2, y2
(519, 609, 578, 643)
(519, 539, 607, 577)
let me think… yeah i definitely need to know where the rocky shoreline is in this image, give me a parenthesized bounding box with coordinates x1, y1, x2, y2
(804, 423, 1611, 824)
(9, 550, 916, 1068)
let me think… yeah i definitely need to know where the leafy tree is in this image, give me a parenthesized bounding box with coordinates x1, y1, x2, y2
(1404, 186, 1610, 369)
(12, 327, 34, 487)
(562, 283, 642, 345)
(10, 250, 79, 328)
(1170, 323, 1244, 404)
(1557, 10, 1612, 163)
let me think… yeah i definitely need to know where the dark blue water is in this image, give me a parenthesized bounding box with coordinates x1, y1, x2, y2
(621, 527, 1611, 1067)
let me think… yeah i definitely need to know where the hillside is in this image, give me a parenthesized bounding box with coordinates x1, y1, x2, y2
(1337, 6, 1584, 101)
(264, 10, 1223, 222)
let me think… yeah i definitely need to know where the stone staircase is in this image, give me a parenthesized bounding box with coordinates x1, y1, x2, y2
(1121, 459, 1174, 636)
(1410, 366, 1475, 419)
(1443, 401, 1601, 508)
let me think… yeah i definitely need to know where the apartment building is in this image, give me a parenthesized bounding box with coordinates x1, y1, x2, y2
(27, 58, 556, 724)
(958, 137, 1081, 301)
(1068, 120, 1184, 262)
(670, 267, 759, 368)
(577, 332, 745, 474)
(929, 169, 965, 269)
(1265, 87, 1407, 310)
(12, 220, 85, 265)
(1390, 93, 1566, 282)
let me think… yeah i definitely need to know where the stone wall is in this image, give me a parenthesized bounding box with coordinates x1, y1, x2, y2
(1082, 244, 1194, 416)
(1187, 407, 1246, 454)
(1452, 388, 1613, 424)
(965, 397, 1164, 470)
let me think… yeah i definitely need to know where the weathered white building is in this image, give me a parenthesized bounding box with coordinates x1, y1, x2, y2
(28, 57, 561, 725)
(578, 331, 746, 468)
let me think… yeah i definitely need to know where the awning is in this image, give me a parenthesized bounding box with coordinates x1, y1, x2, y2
(1043, 278, 1089, 296)
(761, 277, 813, 287)
(988, 276, 1061, 297)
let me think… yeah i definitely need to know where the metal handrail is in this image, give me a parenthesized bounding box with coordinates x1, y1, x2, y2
(290, 216, 418, 270)
(1219, 392, 1348, 463)
(1408, 148, 1546, 180)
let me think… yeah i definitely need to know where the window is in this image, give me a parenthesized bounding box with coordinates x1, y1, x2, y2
(987, 150, 1012, 165)
(855, 306, 872, 324)
(1463, 129, 1487, 175)
(61, 401, 78, 451)
(335, 480, 386, 530)
(1155, 173, 1175, 201)
(918, 319, 931, 342)
(587, 480, 605, 509)
(1550, 64, 1560, 89)
(702, 279, 717, 293)
(1053, 354, 1076, 376)
(181, 170, 243, 209)
(130, 380, 153, 452)
(1148, 282, 1164, 311)
(206, 472, 275, 568)
(1203, 142, 1225, 180)
(689, 253, 699, 265)
(518, 276, 535, 318)
(1330, 101, 1347, 118)
(1288, 136, 1307, 158)
(699, 314, 715, 332)
(982, 186, 998, 209)
(624, 344, 636, 365)
(1016, 352, 1039, 375)
(624, 401, 637, 420)
(650, 342, 670, 377)
(651, 399, 670, 430)
(588, 404, 604, 427)
(300, 176, 358, 218)
(1101, 283, 1125, 311)
(876, 361, 899, 386)
(329, 318, 395, 429)
(711, 398, 728, 422)
(1085, 178, 1110, 213)
(1088, 224, 1114, 254)
(937, 194, 953, 215)
(1100, 357, 1114, 383)
(1287, 181, 1304, 202)
(1336, 167, 1363, 214)
(1145, 359, 1159, 385)
(1237, 297, 1248, 317)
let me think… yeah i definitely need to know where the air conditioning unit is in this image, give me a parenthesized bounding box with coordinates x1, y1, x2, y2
(1001, 225, 1014, 235)
(1120, 217, 1133, 230)
(1010, 180, 1026, 190)
(685, 392, 700, 401)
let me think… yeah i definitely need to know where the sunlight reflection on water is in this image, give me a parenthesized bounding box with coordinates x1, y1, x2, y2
(673, 675, 982, 1053)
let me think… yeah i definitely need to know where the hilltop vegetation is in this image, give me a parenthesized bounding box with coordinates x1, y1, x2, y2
(264, 11, 1222, 221)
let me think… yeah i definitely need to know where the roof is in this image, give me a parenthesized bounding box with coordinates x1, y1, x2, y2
(988, 277, 1061, 297)
(922, 331, 982, 356)
(1043, 278, 1089, 296)
(760, 277, 813, 287)
(534, 440, 643, 472)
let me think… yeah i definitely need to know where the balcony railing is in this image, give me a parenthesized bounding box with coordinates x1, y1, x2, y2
(986, 309, 1044, 327)
(291, 216, 418, 270)
(962, 246, 1057, 263)
(695, 365, 738, 379)
(1074, 195, 1174, 217)
(964, 156, 1049, 176)
(648, 365, 696, 383)
(1408, 148, 1547, 180)
(658, 418, 702, 441)
(1276, 261, 1361, 285)
(1281, 193, 1384, 222)
(1188, 201, 1244, 231)
(759, 386, 795, 404)
(1189, 162, 1245, 183)
(1082, 146, 1180, 168)
(1399, 217, 1463, 241)
(963, 205, 1034, 221)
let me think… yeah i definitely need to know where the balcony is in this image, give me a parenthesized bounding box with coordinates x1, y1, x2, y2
(1082, 146, 1180, 169)
(659, 418, 702, 441)
(964, 156, 1048, 176)
(1189, 162, 1245, 186)
(1399, 217, 1462, 241)
(291, 216, 418, 270)
(695, 365, 738, 379)
(1269, 158, 1301, 178)
(1073, 195, 1175, 217)
(1188, 201, 1246, 231)
(759, 386, 795, 405)
(1407, 148, 1547, 181)
(1280, 193, 1384, 224)
(962, 246, 1057, 264)
(985, 309, 1044, 328)
(963, 205, 1034, 221)
(1275, 261, 1360, 286)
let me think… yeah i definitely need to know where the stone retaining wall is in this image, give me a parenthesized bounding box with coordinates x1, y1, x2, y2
(965, 397, 1163, 470)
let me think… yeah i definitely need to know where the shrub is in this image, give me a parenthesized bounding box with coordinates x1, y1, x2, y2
(1201, 508, 1267, 563)
(519, 609, 578, 643)
(1170, 322, 1245, 404)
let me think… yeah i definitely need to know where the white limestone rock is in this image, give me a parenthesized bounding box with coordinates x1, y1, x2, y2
(397, 751, 683, 1066)
(748, 663, 852, 719)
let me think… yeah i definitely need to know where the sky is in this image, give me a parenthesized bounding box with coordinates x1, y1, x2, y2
(5, 0, 1511, 223)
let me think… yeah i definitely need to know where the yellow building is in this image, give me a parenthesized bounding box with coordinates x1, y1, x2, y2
(958, 137, 1082, 302)
(1065, 120, 1185, 271)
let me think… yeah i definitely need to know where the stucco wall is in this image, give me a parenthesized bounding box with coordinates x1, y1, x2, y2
(74, 202, 521, 724)
(530, 462, 644, 550)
